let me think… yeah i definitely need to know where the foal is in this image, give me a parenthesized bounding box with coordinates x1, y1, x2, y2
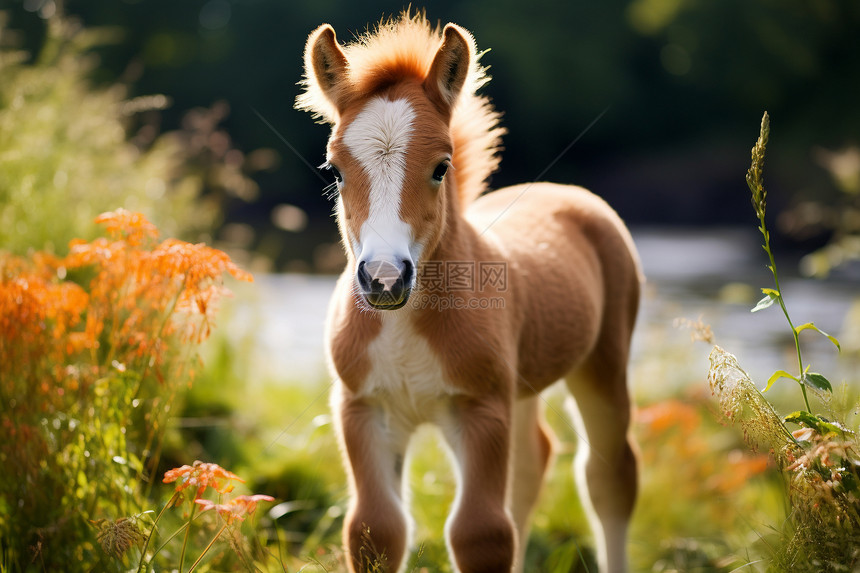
(296, 14, 642, 573)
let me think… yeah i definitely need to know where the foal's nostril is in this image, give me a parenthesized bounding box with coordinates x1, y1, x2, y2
(357, 260, 372, 292)
(401, 259, 414, 285)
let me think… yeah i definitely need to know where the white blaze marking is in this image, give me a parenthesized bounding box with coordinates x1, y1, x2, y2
(342, 97, 418, 263)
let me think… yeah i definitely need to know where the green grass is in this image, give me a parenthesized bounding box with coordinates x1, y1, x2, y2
(181, 297, 827, 572)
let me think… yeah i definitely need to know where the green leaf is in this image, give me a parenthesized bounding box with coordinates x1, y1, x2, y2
(784, 410, 821, 429)
(840, 471, 859, 494)
(751, 292, 778, 313)
(784, 411, 848, 436)
(816, 416, 850, 436)
(763, 370, 796, 392)
(802, 371, 833, 393)
(794, 322, 841, 352)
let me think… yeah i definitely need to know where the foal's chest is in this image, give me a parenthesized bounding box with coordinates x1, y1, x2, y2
(360, 315, 456, 422)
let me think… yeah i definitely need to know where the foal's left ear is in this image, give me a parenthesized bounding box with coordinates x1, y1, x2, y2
(424, 24, 473, 114)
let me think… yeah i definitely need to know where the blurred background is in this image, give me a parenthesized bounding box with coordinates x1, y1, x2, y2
(4, 0, 859, 273)
(4, 1, 860, 570)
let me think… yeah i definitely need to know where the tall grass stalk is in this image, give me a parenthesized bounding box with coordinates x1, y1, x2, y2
(708, 111, 860, 570)
(746, 112, 840, 413)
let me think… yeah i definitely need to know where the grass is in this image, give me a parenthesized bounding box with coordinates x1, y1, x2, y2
(174, 315, 798, 572)
(1, 216, 854, 571)
(706, 113, 860, 571)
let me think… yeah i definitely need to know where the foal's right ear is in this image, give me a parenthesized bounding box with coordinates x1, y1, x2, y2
(424, 24, 473, 116)
(298, 24, 349, 121)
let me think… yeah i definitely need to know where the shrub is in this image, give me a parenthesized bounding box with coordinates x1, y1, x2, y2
(0, 209, 251, 570)
(0, 14, 266, 256)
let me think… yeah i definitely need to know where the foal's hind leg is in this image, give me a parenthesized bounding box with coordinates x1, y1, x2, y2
(508, 396, 554, 571)
(565, 354, 637, 573)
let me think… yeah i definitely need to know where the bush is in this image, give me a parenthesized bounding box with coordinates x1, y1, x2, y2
(0, 13, 265, 256)
(0, 209, 251, 570)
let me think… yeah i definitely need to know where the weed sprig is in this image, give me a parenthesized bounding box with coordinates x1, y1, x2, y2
(746, 112, 840, 414)
(707, 112, 860, 570)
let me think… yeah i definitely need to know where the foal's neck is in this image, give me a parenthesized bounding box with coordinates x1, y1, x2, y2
(423, 185, 484, 264)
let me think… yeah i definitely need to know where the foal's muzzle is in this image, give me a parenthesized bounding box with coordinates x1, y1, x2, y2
(357, 259, 414, 310)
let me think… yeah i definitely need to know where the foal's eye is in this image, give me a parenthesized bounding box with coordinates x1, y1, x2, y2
(323, 163, 343, 184)
(431, 162, 449, 183)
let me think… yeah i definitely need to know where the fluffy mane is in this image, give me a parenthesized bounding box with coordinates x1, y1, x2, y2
(296, 12, 505, 205)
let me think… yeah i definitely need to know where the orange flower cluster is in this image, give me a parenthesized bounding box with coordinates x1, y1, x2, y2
(163, 460, 245, 501)
(0, 253, 89, 375)
(195, 494, 276, 524)
(637, 398, 770, 495)
(94, 209, 159, 246)
(162, 461, 274, 526)
(0, 209, 253, 530)
(63, 208, 252, 358)
(1, 208, 252, 394)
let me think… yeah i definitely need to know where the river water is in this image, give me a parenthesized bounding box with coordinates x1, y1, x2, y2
(222, 228, 858, 397)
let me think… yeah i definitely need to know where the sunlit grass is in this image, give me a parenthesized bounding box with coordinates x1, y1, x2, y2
(190, 312, 800, 572)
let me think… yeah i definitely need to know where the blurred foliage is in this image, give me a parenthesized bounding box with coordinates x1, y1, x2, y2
(780, 144, 860, 278)
(6, 0, 859, 269)
(0, 11, 272, 258)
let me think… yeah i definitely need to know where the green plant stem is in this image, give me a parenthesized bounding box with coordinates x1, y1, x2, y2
(758, 212, 812, 413)
(147, 521, 192, 571)
(137, 492, 180, 573)
(187, 523, 229, 573)
(179, 501, 198, 573)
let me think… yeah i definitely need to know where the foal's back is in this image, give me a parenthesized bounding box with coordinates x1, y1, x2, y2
(466, 182, 642, 395)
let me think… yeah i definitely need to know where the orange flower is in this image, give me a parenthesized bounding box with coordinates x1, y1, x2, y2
(708, 449, 770, 493)
(163, 461, 245, 500)
(636, 399, 701, 435)
(194, 494, 275, 524)
(94, 208, 159, 246)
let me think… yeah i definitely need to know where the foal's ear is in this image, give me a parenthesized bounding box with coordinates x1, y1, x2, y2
(424, 24, 473, 114)
(301, 24, 349, 118)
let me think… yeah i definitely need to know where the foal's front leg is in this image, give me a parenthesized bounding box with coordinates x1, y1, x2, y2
(442, 396, 516, 573)
(334, 386, 410, 573)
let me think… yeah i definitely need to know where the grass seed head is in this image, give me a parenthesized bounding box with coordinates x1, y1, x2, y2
(92, 517, 145, 559)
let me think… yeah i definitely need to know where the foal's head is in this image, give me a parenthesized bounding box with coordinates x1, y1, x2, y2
(299, 21, 475, 310)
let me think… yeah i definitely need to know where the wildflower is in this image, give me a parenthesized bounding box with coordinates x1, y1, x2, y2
(674, 316, 715, 345)
(163, 460, 245, 501)
(1, 206, 251, 569)
(94, 208, 159, 246)
(92, 517, 145, 559)
(637, 399, 701, 435)
(195, 494, 275, 524)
